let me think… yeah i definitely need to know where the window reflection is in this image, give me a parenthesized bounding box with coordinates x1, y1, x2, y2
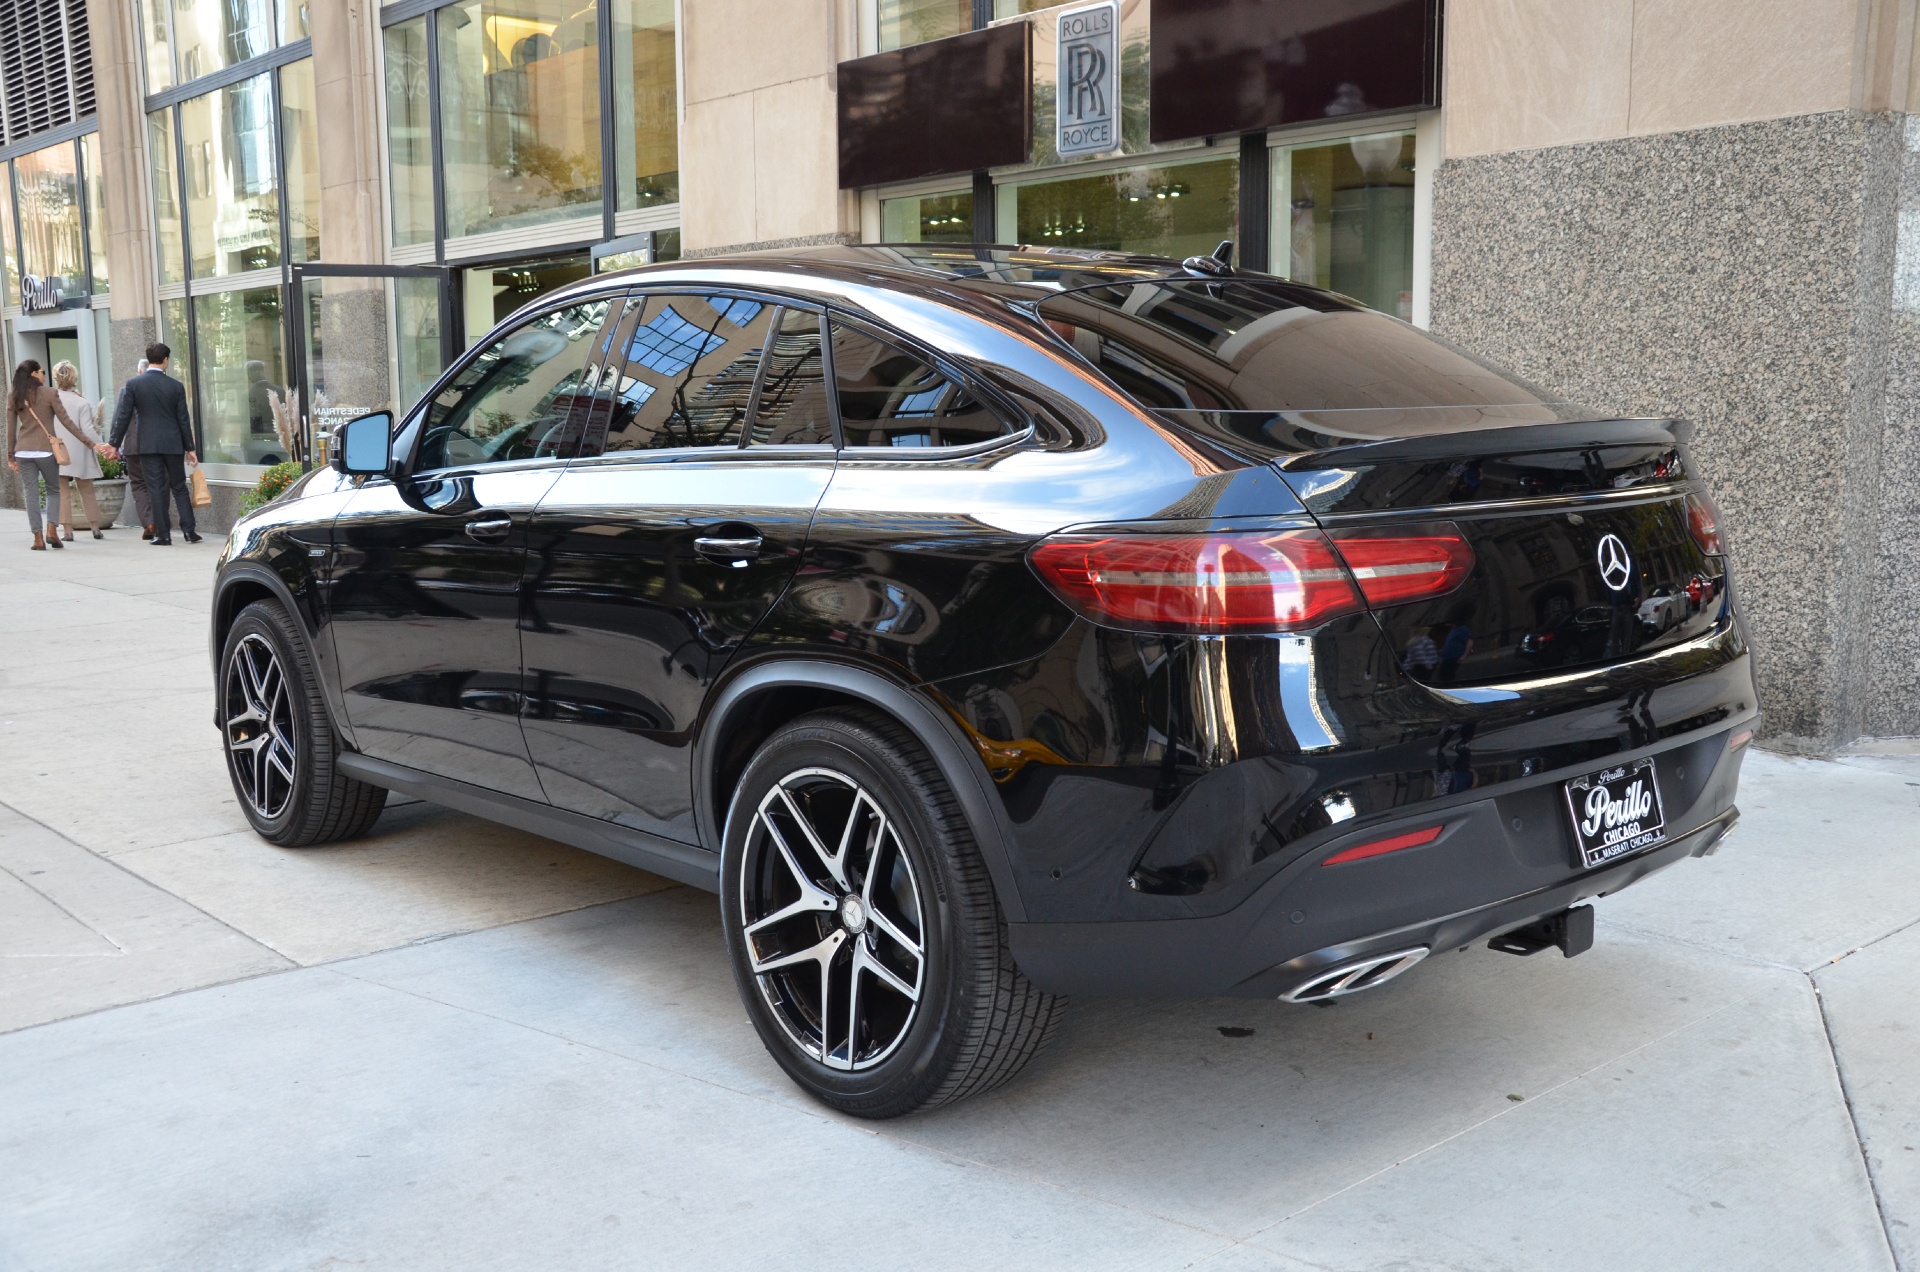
(383, 17, 435, 249)
(139, 0, 174, 90)
(81, 135, 109, 293)
(611, 0, 678, 209)
(0, 163, 17, 297)
(877, 0, 970, 51)
(148, 109, 185, 284)
(194, 286, 289, 465)
(180, 73, 281, 277)
(1276, 132, 1414, 319)
(280, 58, 321, 262)
(14, 144, 83, 294)
(880, 190, 972, 243)
(170, 0, 273, 82)
(1012, 156, 1237, 261)
(439, 0, 604, 239)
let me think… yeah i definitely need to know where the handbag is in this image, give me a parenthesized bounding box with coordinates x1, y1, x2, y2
(24, 401, 71, 467)
(189, 464, 212, 507)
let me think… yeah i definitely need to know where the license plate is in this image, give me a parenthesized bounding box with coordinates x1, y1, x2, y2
(1563, 757, 1667, 869)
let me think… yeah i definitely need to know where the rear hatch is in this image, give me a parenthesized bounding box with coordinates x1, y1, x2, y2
(1035, 278, 1729, 684)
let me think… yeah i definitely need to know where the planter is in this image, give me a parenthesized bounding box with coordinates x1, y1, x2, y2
(92, 478, 128, 527)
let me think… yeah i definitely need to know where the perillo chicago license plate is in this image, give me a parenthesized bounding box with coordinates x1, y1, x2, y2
(1563, 757, 1667, 869)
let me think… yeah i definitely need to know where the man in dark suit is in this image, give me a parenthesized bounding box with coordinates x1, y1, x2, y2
(108, 342, 200, 545)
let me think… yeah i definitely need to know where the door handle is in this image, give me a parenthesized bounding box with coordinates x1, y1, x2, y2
(465, 514, 513, 542)
(694, 534, 763, 567)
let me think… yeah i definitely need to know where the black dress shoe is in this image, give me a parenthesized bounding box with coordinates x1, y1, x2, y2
(150, 536, 172, 545)
(183, 532, 203, 544)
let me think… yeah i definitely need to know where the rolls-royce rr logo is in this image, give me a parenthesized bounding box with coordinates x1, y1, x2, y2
(1596, 533, 1633, 591)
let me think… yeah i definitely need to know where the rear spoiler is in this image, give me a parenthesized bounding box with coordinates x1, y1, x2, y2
(1274, 417, 1690, 472)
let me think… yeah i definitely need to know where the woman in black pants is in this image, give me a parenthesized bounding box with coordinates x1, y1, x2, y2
(6, 360, 79, 551)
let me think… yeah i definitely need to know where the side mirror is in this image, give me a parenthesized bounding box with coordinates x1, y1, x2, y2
(333, 411, 394, 476)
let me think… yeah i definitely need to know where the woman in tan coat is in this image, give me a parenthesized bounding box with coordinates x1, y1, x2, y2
(7, 359, 79, 551)
(49, 361, 107, 540)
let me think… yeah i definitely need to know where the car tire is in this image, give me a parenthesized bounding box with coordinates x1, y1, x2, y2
(721, 708, 1063, 1118)
(219, 599, 386, 847)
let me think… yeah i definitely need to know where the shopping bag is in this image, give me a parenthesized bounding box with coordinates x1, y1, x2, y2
(189, 465, 212, 508)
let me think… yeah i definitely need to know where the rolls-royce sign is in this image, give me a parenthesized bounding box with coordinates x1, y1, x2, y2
(1055, 1, 1118, 158)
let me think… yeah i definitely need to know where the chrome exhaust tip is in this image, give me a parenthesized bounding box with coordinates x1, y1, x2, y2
(1280, 947, 1429, 1004)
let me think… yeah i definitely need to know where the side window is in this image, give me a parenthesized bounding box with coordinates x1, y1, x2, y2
(747, 308, 831, 445)
(416, 300, 612, 471)
(587, 293, 775, 454)
(829, 320, 1009, 448)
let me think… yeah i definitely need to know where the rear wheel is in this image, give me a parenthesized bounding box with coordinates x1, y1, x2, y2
(721, 709, 1063, 1117)
(220, 600, 386, 846)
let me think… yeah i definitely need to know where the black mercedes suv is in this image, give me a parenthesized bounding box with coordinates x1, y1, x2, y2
(211, 245, 1756, 1117)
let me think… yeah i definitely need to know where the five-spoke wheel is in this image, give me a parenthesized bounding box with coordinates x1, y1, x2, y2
(219, 599, 386, 846)
(722, 709, 1064, 1117)
(223, 632, 298, 823)
(739, 767, 927, 1071)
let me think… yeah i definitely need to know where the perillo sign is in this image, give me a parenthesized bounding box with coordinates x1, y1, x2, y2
(1055, 1, 1119, 158)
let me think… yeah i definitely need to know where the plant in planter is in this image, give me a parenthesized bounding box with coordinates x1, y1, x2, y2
(240, 461, 304, 515)
(93, 454, 129, 526)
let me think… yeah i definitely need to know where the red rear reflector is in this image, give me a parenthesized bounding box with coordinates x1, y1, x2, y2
(1687, 492, 1725, 556)
(1328, 525, 1475, 609)
(1028, 531, 1365, 633)
(1729, 728, 1753, 750)
(1322, 824, 1445, 866)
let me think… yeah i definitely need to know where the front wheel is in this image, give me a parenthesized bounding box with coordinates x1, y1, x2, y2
(220, 599, 386, 846)
(721, 709, 1064, 1118)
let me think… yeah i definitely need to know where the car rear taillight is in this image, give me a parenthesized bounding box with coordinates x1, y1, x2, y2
(1326, 524, 1475, 608)
(1028, 531, 1365, 633)
(1687, 491, 1725, 556)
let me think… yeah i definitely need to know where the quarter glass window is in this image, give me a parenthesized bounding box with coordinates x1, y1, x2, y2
(749, 309, 831, 445)
(417, 300, 611, 470)
(589, 294, 774, 454)
(830, 322, 1008, 448)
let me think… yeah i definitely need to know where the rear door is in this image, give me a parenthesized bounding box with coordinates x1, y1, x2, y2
(326, 298, 617, 799)
(520, 292, 836, 842)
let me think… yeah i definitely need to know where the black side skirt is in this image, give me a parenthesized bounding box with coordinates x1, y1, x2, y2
(338, 753, 721, 892)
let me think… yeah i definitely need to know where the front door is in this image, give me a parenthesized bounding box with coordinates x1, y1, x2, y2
(325, 297, 616, 799)
(521, 294, 836, 840)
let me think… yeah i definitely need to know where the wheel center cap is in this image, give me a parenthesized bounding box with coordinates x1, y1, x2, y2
(839, 895, 868, 935)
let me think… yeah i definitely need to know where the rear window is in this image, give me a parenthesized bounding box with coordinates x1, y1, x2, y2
(1036, 279, 1568, 413)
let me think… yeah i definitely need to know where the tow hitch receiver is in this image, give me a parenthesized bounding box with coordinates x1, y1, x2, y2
(1489, 905, 1595, 958)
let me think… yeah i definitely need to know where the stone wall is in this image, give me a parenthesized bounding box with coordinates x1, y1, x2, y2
(1429, 110, 1918, 748)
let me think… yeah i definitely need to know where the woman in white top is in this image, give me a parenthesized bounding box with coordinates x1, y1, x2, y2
(50, 361, 107, 540)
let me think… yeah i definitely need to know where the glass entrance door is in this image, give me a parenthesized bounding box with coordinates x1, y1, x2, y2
(288, 264, 454, 467)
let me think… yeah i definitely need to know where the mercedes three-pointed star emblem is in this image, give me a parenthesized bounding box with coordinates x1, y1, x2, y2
(1596, 533, 1633, 592)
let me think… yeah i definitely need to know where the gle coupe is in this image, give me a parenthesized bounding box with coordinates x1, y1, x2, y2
(212, 244, 1756, 1117)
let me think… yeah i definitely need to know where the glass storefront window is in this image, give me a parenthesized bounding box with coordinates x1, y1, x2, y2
(991, 0, 1053, 16)
(194, 285, 290, 465)
(81, 135, 109, 294)
(611, 0, 679, 210)
(438, 0, 604, 239)
(461, 253, 592, 347)
(139, 0, 174, 91)
(383, 17, 435, 249)
(149, 110, 186, 284)
(1007, 156, 1236, 260)
(180, 74, 281, 278)
(15, 143, 85, 295)
(880, 190, 973, 243)
(878, 0, 970, 51)
(279, 0, 309, 42)
(1275, 131, 1415, 320)
(0, 162, 16, 301)
(281, 58, 321, 262)
(158, 298, 195, 418)
(170, 0, 275, 83)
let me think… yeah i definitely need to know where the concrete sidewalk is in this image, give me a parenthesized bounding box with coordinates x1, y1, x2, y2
(1, 510, 1916, 1272)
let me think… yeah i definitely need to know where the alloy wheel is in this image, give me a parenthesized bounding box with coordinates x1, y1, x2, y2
(224, 632, 298, 822)
(737, 766, 927, 1071)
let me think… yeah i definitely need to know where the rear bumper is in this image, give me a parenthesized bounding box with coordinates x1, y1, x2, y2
(1007, 725, 1748, 999)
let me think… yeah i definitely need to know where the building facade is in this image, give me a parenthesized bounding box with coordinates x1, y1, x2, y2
(0, 0, 1913, 748)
